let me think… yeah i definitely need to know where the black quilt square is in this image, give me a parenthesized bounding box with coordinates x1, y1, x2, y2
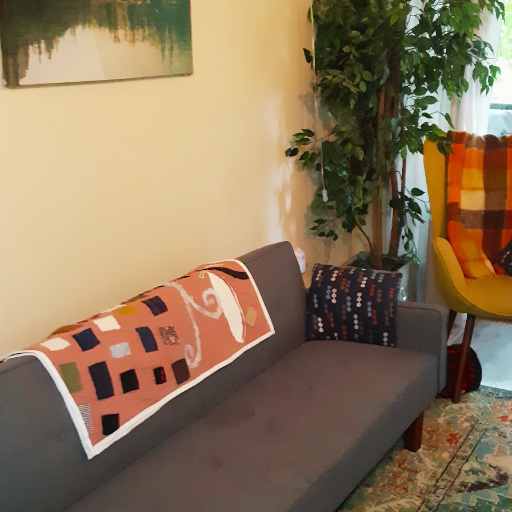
(136, 327, 159, 353)
(73, 328, 100, 352)
(120, 369, 140, 393)
(153, 367, 167, 385)
(142, 296, 168, 316)
(306, 264, 402, 347)
(88, 361, 114, 400)
(172, 358, 190, 385)
(102, 414, 120, 436)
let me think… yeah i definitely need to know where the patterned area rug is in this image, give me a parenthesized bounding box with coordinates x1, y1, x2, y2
(338, 386, 512, 511)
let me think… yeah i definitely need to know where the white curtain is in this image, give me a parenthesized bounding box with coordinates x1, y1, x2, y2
(438, 9, 502, 136)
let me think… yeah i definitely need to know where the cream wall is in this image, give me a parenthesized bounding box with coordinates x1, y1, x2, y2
(0, 0, 367, 354)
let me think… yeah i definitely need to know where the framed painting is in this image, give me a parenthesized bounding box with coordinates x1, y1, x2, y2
(0, 0, 193, 88)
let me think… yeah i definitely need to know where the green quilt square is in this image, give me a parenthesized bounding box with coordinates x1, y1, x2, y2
(60, 362, 82, 394)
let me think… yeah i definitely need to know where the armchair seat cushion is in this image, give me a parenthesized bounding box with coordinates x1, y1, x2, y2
(434, 237, 512, 319)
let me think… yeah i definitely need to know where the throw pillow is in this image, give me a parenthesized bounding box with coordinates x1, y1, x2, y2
(494, 237, 512, 276)
(306, 264, 402, 347)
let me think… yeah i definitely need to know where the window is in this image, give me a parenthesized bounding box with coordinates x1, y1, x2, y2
(491, 0, 512, 108)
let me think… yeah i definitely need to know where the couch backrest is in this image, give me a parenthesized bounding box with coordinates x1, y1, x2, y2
(0, 241, 306, 512)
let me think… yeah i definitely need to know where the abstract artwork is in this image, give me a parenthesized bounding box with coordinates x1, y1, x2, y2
(0, 0, 193, 88)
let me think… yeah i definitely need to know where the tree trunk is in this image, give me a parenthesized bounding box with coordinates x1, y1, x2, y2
(373, 192, 384, 268)
(401, 157, 407, 197)
(373, 87, 387, 268)
(387, 62, 401, 259)
(388, 160, 400, 258)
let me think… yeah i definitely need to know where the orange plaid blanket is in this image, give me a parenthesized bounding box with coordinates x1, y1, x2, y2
(446, 131, 512, 278)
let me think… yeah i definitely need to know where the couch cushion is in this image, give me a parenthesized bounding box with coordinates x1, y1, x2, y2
(66, 341, 438, 512)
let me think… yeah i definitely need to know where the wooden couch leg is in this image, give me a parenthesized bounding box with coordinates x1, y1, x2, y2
(404, 412, 424, 452)
(452, 314, 476, 404)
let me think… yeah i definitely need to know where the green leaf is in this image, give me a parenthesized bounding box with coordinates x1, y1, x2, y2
(411, 188, 425, 197)
(443, 113, 455, 130)
(362, 70, 372, 81)
(437, 142, 447, 155)
(354, 146, 364, 160)
(290, 148, 299, 157)
(303, 48, 313, 64)
(423, 96, 437, 105)
(302, 129, 315, 137)
(409, 200, 422, 214)
(359, 81, 366, 92)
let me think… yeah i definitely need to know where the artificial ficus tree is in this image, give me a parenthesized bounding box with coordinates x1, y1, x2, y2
(286, 0, 505, 269)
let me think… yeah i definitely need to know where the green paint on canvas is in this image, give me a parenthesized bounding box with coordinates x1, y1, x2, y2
(0, 0, 193, 87)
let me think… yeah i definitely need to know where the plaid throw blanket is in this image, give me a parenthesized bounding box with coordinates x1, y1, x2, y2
(446, 131, 512, 278)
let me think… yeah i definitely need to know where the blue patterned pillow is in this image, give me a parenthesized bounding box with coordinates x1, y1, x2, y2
(493, 238, 512, 276)
(306, 264, 402, 347)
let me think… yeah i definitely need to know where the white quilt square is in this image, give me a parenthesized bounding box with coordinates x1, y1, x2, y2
(40, 338, 71, 351)
(93, 315, 121, 332)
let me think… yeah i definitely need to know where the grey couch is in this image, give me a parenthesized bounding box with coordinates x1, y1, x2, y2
(0, 241, 446, 512)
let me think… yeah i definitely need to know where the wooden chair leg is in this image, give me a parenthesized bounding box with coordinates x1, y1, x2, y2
(452, 314, 476, 404)
(447, 309, 457, 338)
(404, 412, 424, 452)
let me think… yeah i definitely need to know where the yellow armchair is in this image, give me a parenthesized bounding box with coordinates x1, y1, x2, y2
(424, 140, 512, 402)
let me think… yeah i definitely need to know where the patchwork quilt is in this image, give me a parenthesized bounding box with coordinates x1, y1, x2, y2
(1, 260, 274, 459)
(446, 131, 512, 278)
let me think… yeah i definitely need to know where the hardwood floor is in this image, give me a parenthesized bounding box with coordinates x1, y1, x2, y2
(470, 318, 512, 391)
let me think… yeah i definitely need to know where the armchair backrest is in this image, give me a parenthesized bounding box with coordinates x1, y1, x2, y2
(423, 139, 448, 239)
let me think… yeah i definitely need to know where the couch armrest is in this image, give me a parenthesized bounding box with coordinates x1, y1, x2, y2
(396, 302, 447, 392)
